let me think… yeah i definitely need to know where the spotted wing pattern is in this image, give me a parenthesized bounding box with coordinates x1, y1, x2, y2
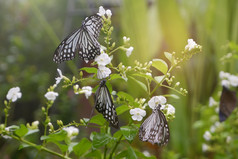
(139, 105, 170, 146)
(219, 86, 237, 122)
(95, 80, 119, 128)
(53, 14, 103, 63)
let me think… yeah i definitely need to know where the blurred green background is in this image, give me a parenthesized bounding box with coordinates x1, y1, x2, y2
(1, 0, 238, 158)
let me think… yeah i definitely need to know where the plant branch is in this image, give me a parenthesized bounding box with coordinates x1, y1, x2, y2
(109, 135, 123, 159)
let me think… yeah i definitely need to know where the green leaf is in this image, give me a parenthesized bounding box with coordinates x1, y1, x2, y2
(110, 74, 123, 80)
(92, 133, 112, 149)
(152, 59, 168, 74)
(120, 125, 139, 142)
(128, 76, 147, 92)
(105, 81, 112, 93)
(154, 75, 165, 83)
(80, 67, 97, 73)
(85, 150, 101, 158)
(14, 124, 28, 137)
(116, 105, 130, 115)
(164, 52, 173, 63)
(40, 130, 67, 142)
(89, 114, 106, 126)
(127, 146, 137, 159)
(132, 73, 154, 81)
(115, 150, 128, 159)
(164, 94, 180, 99)
(25, 129, 39, 136)
(53, 142, 68, 153)
(18, 143, 41, 150)
(73, 138, 92, 157)
(134, 149, 156, 159)
(117, 91, 134, 103)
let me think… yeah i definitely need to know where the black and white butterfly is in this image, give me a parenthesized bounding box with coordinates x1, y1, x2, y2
(219, 86, 237, 122)
(53, 14, 103, 63)
(139, 104, 169, 145)
(95, 80, 119, 128)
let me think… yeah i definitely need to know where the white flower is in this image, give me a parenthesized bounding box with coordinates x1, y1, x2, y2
(32, 121, 39, 128)
(44, 91, 58, 101)
(126, 47, 134, 57)
(6, 87, 22, 102)
(80, 86, 92, 99)
(203, 131, 212, 141)
(143, 150, 151, 157)
(130, 108, 146, 121)
(63, 126, 79, 139)
(95, 53, 111, 66)
(145, 72, 152, 77)
(202, 143, 209, 152)
(209, 97, 217, 107)
(106, 9, 112, 18)
(111, 91, 117, 95)
(166, 104, 175, 115)
(97, 65, 111, 79)
(219, 71, 230, 79)
(228, 75, 238, 87)
(221, 79, 230, 87)
(185, 39, 198, 51)
(97, 6, 105, 16)
(123, 36, 130, 43)
(55, 68, 63, 85)
(148, 96, 167, 109)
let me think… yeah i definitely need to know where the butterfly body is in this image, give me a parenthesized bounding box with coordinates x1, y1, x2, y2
(95, 80, 119, 128)
(53, 15, 103, 63)
(139, 105, 169, 145)
(219, 86, 237, 122)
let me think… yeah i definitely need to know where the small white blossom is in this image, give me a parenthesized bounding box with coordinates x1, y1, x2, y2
(106, 9, 112, 18)
(95, 53, 111, 66)
(228, 75, 238, 87)
(44, 91, 58, 101)
(209, 97, 217, 107)
(185, 39, 198, 51)
(145, 72, 152, 77)
(63, 126, 79, 139)
(130, 108, 146, 121)
(219, 71, 230, 79)
(80, 86, 92, 99)
(6, 87, 22, 102)
(55, 68, 63, 85)
(202, 143, 209, 152)
(221, 79, 230, 87)
(97, 65, 111, 79)
(123, 36, 130, 43)
(126, 47, 134, 57)
(143, 150, 151, 157)
(32, 121, 39, 129)
(148, 96, 167, 109)
(203, 131, 212, 141)
(166, 104, 175, 115)
(111, 91, 117, 95)
(97, 6, 105, 16)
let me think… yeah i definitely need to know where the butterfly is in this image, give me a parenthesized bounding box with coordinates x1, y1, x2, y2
(219, 86, 237, 122)
(53, 14, 103, 63)
(139, 104, 169, 145)
(95, 80, 119, 128)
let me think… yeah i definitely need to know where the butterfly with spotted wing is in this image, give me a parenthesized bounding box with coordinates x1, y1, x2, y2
(139, 104, 170, 145)
(53, 14, 103, 63)
(219, 86, 237, 122)
(95, 80, 119, 128)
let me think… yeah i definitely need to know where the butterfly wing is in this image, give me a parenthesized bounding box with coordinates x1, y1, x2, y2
(53, 29, 81, 63)
(139, 107, 169, 145)
(219, 86, 237, 122)
(53, 14, 103, 63)
(95, 80, 119, 128)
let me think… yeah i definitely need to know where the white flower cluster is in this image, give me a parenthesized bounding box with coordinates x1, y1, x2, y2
(219, 71, 238, 88)
(97, 6, 112, 18)
(129, 95, 175, 121)
(95, 51, 112, 79)
(185, 39, 198, 51)
(6, 87, 22, 102)
(203, 131, 212, 141)
(74, 85, 92, 99)
(63, 126, 79, 140)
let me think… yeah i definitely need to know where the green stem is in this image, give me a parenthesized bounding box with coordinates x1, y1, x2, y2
(4, 101, 11, 127)
(10, 135, 71, 159)
(161, 84, 184, 95)
(109, 135, 123, 159)
(104, 145, 108, 159)
(108, 46, 123, 56)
